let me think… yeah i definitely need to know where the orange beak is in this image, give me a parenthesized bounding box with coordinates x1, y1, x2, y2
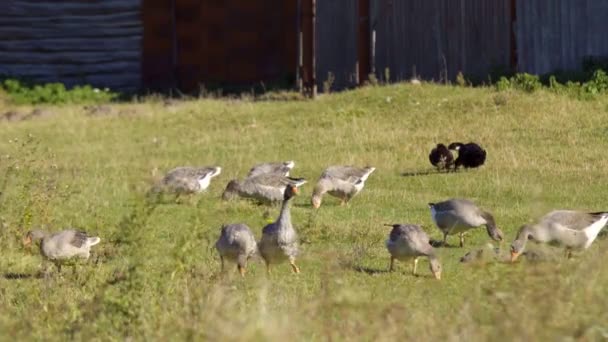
(292, 186, 299, 195)
(510, 251, 520, 262)
(434, 271, 442, 280)
(23, 235, 32, 248)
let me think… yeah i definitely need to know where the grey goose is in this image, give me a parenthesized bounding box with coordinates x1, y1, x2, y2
(311, 165, 376, 208)
(259, 184, 302, 274)
(247, 160, 295, 178)
(510, 210, 608, 262)
(428, 198, 504, 247)
(156, 166, 222, 194)
(215, 223, 258, 277)
(222, 174, 307, 204)
(385, 224, 442, 279)
(24, 229, 101, 272)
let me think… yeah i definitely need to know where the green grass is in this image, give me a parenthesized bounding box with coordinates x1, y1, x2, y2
(1, 84, 608, 340)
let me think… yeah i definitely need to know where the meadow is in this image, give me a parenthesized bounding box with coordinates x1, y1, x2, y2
(0, 83, 607, 340)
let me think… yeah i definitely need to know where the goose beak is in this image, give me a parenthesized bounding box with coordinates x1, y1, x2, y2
(292, 186, 299, 195)
(510, 251, 520, 262)
(433, 271, 442, 280)
(23, 235, 32, 248)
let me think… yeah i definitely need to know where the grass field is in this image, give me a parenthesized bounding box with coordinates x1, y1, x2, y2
(1, 83, 608, 340)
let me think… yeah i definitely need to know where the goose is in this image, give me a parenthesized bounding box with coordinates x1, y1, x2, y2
(510, 210, 608, 262)
(428, 143, 454, 171)
(428, 198, 504, 247)
(259, 183, 303, 274)
(448, 142, 486, 169)
(222, 174, 307, 204)
(23, 229, 101, 272)
(247, 160, 295, 178)
(215, 223, 258, 277)
(157, 166, 222, 194)
(385, 224, 442, 279)
(311, 165, 376, 209)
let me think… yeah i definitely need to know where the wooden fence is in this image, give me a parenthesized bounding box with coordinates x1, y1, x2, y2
(0, 0, 142, 91)
(516, 0, 608, 74)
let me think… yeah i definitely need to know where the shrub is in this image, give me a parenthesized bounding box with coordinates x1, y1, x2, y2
(1, 78, 118, 105)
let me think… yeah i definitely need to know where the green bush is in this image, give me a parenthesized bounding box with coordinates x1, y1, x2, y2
(1, 78, 118, 105)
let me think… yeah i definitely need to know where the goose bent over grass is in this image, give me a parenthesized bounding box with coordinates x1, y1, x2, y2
(448, 142, 486, 169)
(222, 174, 307, 204)
(428, 198, 504, 247)
(385, 224, 442, 279)
(157, 166, 222, 194)
(311, 165, 376, 208)
(510, 210, 608, 262)
(23, 229, 101, 273)
(215, 223, 258, 277)
(247, 160, 295, 178)
(259, 183, 303, 274)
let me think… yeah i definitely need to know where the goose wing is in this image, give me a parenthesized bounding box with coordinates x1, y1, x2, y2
(542, 210, 608, 231)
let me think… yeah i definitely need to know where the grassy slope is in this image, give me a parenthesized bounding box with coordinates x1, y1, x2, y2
(0, 84, 607, 340)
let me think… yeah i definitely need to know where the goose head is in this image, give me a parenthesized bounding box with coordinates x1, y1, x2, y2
(221, 179, 241, 200)
(23, 230, 45, 247)
(430, 257, 442, 280)
(510, 224, 532, 262)
(284, 184, 299, 201)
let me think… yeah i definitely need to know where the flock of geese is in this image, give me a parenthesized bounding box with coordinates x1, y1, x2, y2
(23, 141, 608, 280)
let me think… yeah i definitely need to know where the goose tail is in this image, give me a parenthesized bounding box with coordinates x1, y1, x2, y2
(88, 237, 101, 246)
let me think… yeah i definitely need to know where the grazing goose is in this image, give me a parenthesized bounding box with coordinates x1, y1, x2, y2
(428, 143, 454, 171)
(311, 165, 376, 208)
(385, 224, 442, 279)
(23, 229, 101, 272)
(448, 142, 486, 169)
(259, 184, 302, 274)
(222, 174, 307, 204)
(157, 166, 222, 194)
(510, 210, 608, 262)
(428, 198, 504, 247)
(215, 223, 258, 277)
(247, 160, 295, 178)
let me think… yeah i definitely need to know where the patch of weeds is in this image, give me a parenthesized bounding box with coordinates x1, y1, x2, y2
(323, 72, 335, 94)
(1, 78, 118, 105)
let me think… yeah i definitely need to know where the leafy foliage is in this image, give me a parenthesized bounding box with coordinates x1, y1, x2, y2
(1, 79, 118, 104)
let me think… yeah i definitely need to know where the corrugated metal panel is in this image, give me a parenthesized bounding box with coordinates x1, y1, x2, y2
(315, 0, 358, 91)
(371, 0, 511, 82)
(517, 0, 608, 74)
(0, 0, 142, 91)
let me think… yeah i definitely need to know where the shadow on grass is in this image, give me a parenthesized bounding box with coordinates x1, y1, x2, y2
(429, 239, 462, 248)
(3, 272, 45, 280)
(351, 265, 390, 275)
(400, 169, 469, 177)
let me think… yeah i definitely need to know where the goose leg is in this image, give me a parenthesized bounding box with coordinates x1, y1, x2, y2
(565, 248, 573, 259)
(389, 257, 395, 272)
(289, 256, 300, 274)
(237, 265, 246, 277)
(412, 257, 419, 276)
(265, 260, 271, 275)
(219, 256, 225, 272)
(442, 232, 449, 247)
(459, 233, 465, 247)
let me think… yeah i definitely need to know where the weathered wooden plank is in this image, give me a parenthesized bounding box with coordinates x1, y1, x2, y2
(0, 36, 141, 52)
(4, 1, 140, 16)
(1, 62, 140, 77)
(0, 26, 142, 40)
(0, 51, 140, 65)
(0, 11, 141, 26)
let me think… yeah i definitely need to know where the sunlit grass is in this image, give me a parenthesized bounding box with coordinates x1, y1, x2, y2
(1, 83, 607, 340)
